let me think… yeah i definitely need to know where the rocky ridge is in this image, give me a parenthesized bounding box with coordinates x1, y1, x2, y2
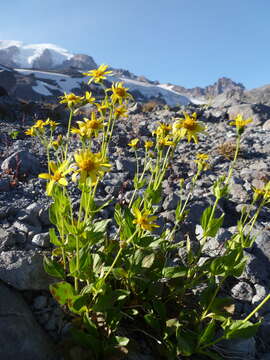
(0, 88, 270, 358)
(0, 41, 250, 106)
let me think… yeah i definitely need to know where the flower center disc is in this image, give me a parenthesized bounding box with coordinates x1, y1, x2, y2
(81, 160, 95, 171)
(116, 88, 126, 97)
(184, 120, 197, 130)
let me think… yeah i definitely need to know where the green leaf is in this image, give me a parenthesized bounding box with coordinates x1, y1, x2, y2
(92, 219, 111, 233)
(210, 256, 225, 276)
(71, 294, 89, 313)
(146, 184, 162, 204)
(113, 289, 130, 301)
(200, 206, 212, 231)
(50, 281, 75, 306)
(70, 328, 101, 356)
(210, 297, 235, 316)
(162, 266, 187, 279)
(142, 253, 155, 268)
(114, 203, 123, 226)
(207, 214, 224, 237)
(153, 300, 166, 322)
(93, 292, 113, 312)
(144, 312, 160, 330)
(223, 319, 261, 339)
(43, 256, 65, 279)
(198, 320, 216, 346)
(227, 258, 246, 277)
(49, 228, 62, 246)
(114, 336, 129, 347)
(92, 253, 103, 273)
(133, 249, 145, 266)
(49, 203, 58, 226)
(176, 329, 196, 356)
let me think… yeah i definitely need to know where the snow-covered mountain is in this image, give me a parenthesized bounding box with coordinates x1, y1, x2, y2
(0, 41, 97, 71)
(0, 41, 244, 106)
(10, 68, 190, 106)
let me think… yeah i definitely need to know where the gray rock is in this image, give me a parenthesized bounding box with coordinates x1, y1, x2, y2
(17, 202, 42, 229)
(32, 232, 50, 248)
(252, 284, 270, 314)
(0, 178, 10, 191)
(231, 281, 254, 302)
(33, 295, 48, 310)
(258, 313, 270, 346)
(0, 227, 15, 250)
(162, 193, 180, 211)
(217, 337, 256, 359)
(0, 282, 58, 360)
(115, 158, 136, 178)
(263, 119, 270, 130)
(255, 231, 270, 262)
(128, 102, 142, 114)
(261, 353, 270, 360)
(0, 250, 54, 290)
(1, 150, 41, 176)
(39, 207, 51, 226)
(12, 220, 41, 234)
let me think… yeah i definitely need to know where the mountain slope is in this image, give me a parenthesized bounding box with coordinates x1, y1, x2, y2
(0, 40, 247, 106)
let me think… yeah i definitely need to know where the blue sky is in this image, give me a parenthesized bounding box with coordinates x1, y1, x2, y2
(0, 0, 269, 89)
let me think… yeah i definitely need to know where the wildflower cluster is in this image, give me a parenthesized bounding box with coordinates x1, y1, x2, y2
(27, 65, 270, 360)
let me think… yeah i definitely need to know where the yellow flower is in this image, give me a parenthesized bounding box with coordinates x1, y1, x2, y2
(194, 153, 210, 171)
(96, 100, 111, 116)
(158, 136, 175, 147)
(108, 82, 132, 104)
(132, 207, 159, 231)
(83, 64, 113, 84)
(153, 122, 172, 137)
(39, 160, 73, 196)
(196, 153, 209, 161)
(128, 138, 139, 148)
(72, 149, 111, 185)
(71, 112, 104, 139)
(50, 135, 63, 149)
(33, 119, 47, 129)
(114, 105, 128, 119)
(172, 112, 205, 143)
(144, 140, 154, 150)
(253, 181, 270, 201)
(59, 92, 84, 108)
(84, 91, 96, 104)
(48, 120, 59, 128)
(230, 114, 252, 134)
(25, 127, 36, 136)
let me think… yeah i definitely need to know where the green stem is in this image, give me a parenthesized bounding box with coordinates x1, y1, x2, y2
(201, 277, 226, 320)
(243, 293, 270, 323)
(64, 110, 74, 160)
(225, 135, 241, 186)
(200, 293, 270, 350)
(103, 230, 138, 281)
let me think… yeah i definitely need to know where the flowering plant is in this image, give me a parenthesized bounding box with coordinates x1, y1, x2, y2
(26, 66, 270, 359)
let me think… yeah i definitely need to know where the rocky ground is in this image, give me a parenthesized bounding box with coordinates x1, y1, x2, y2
(1, 95, 270, 360)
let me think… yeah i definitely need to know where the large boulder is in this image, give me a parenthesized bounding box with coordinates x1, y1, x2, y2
(0, 282, 58, 360)
(1, 150, 41, 176)
(0, 250, 54, 290)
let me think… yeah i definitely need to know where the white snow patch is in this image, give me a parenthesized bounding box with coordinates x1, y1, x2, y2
(33, 80, 55, 96)
(16, 68, 199, 106)
(159, 83, 206, 105)
(16, 68, 88, 94)
(116, 77, 190, 106)
(0, 41, 73, 68)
